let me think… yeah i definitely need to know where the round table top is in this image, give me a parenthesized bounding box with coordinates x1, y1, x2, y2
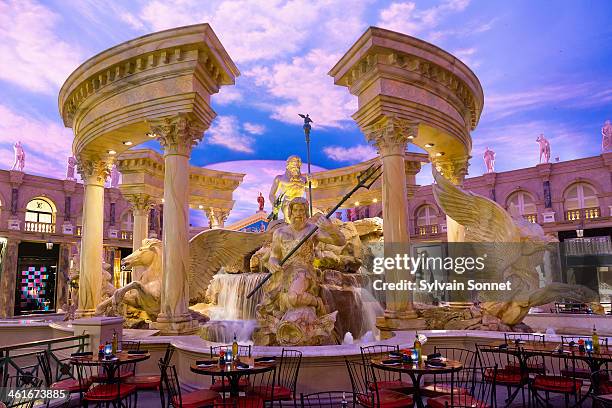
(190, 357, 276, 376)
(371, 358, 463, 374)
(70, 352, 150, 366)
(496, 343, 612, 361)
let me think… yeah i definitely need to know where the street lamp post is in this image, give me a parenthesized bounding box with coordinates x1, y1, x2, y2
(299, 113, 314, 216)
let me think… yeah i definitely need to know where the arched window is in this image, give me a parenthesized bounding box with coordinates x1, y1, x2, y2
(415, 205, 438, 235)
(564, 183, 600, 220)
(121, 210, 134, 231)
(506, 191, 537, 223)
(25, 197, 56, 232)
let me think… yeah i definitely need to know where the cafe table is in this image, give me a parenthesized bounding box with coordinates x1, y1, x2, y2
(371, 357, 463, 408)
(190, 357, 277, 398)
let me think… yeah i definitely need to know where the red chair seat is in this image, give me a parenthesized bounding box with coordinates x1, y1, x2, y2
(561, 367, 591, 379)
(214, 395, 264, 408)
(368, 380, 413, 393)
(484, 368, 526, 385)
(174, 389, 220, 408)
(533, 375, 583, 393)
(428, 394, 490, 408)
(249, 385, 292, 400)
(421, 382, 470, 397)
(123, 374, 161, 390)
(210, 377, 249, 392)
(358, 389, 414, 408)
(599, 381, 612, 394)
(84, 384, 137, 401)
(507, 362, 545, 373)
(51, 377, 91, 393)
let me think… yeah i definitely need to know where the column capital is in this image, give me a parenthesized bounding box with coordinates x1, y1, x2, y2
(205, 207, 229, 229)
(149, 113, 207, 157)
(125, 193, 156, 216)
(364, 116, 418, 157)
(76, 155, 113, 186)
(432, 155, 470, 185)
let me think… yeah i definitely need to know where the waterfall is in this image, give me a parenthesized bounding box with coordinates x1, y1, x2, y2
(206, 272, 267, 320)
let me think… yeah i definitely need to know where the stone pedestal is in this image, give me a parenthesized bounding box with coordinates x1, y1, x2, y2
(72, 316, 124, 352)
(76, 156, 112, 317)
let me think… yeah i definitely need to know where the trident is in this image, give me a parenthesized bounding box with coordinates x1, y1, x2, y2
(246, 163, 383, 299)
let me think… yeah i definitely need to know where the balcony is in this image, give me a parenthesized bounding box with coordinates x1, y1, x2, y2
(120, 230, 133, 240)
(565, 207, 600, 221)
(24, 221, 56, 233)
(416, 224, 439, 236)
(523, 214, 537, 223)
(564, 236, 612, 256)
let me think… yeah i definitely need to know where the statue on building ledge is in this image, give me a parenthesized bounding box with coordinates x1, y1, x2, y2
(10, 141, 25, 172)
(483, 146, 495, 173)
(257, 192, 265, 212)
(110, 164, 120, 188)
(253, 197, 345, 346)
(269, 155, 317, 222)
(66, 156, 77, 180)
(536, 134, 551, 164)
(602, 119, 612, 153)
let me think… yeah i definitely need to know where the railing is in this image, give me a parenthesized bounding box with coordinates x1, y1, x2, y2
(0, 334, 89, 386)
(23, 221, 55, 233)
(120, 230, 133, 240)
(416, 224, 439, 236)
(523, 214, 537, 223)
(565, 207, 601, 221)
(564, 236, 612, 256)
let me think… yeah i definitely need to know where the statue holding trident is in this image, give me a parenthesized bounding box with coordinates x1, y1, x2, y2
(269, 155, 317, 222)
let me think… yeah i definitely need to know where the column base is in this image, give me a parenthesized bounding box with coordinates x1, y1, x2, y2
(151, 316, 199, 335)
(376, 314, 426, 339)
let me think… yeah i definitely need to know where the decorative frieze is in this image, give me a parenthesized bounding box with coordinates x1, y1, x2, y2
(150, 114, 207, 157)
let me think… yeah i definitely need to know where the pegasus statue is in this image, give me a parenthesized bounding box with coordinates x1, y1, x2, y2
(432, 168, 598, 327)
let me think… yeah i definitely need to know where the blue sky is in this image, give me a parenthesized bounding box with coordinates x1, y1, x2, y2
(0, 0, 611, 224)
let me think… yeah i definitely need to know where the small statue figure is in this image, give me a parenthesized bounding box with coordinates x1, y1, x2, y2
(110, 164, 120, 188)
(483, 147, 495, 173)
(66, 156, 77, 180)
(602, 120, 612, 153)
(269, 156, 317, 222)
(536, 134, 551, 164)
(254, 197, 345, 346)
(11, 141, 25, 172)
(257, 192, 265, 212)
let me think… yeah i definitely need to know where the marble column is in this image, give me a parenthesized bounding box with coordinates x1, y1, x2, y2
(125, 194, 155, 280)
(365, 117, 418, 321)
(150, 114, 205, 334)
(0, 239, 20, 317)
(76, 155, 112, 317)
(56, 243, 71, 310)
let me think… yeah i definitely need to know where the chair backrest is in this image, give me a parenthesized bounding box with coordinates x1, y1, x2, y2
(2, 374, 42, 408)
(300, 391, 373, 407)
(591, 369, 611, 396)
(444, 366, 497, 408)
(210, 344, 252, 358)
(216, 365, 276, 407)
(504, 333, 546, 345)
(527, 350, 580, 378)
(345, 359, 382, 405)
(433, 347, 477, 367)
(161, 344, 175, 366)
(430, 347, 478, 392)
(359, 344, 402, 384)
(277, 349, 302, 397)
(476, 344, 525, 378)
(159, 363, 182, 408)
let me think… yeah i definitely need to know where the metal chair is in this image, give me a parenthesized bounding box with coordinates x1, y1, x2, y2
(504, 333, 546, 346)
(209, 345, 252, 393)
(221, 364, 277, 408)
(300, 391, 374, 407)
(426, 365, 497, 408)
(73, 357, 138, 408)
(345, 359, 414, 408)
(160, 363, 219, 408)
(1, 374, 42, 408)
(360, 345, 412, 394)
(477, 344, 529, 408)
(251, 348, 302, 405)
(422, 347, 477, 398)
(592, 369, 612, 407)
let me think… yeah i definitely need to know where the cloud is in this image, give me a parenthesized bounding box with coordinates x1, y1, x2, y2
(451, 47, 480, 68)
(0, 105, 73, 177)
(323, 144, 377, 163)
(243, 122, 266, 135)
(377, 0, 470, 36)
(205, 116, 255, 153)
(429, 18, 495, 42)
(245, 49, 357, 128)
(0, 0, 82, 94)
(205, 159, 326, 224)
(214, 87, 243, 106)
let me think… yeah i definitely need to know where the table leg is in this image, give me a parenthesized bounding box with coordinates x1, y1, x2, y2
(407, 373, 425, 408)
(229, 374, 241, 398)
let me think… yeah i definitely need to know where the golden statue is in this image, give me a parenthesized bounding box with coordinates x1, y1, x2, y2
(254, 197, 346, 346)
(268, 156, 317, 222)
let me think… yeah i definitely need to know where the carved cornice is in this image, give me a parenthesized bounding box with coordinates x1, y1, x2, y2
(77, 155, 113, 186)
(364, 116, 418, 156)
(432, 155, 470, 185)
(149, 113, 207, 157)
(125, 193, 156, 215)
